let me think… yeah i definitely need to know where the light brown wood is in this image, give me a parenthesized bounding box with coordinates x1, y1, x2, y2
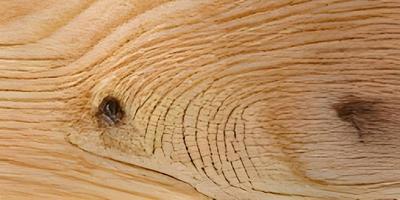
(1, 0, 400, 199)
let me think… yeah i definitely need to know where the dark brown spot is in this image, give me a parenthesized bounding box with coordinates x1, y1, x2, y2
(97, 96, 124, 126)
(334, 99, 379, 140)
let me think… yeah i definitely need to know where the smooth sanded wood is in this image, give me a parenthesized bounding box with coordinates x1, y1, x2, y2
(1, 1, 400, 200)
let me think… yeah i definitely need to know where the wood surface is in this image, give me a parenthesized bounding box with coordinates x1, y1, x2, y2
(1, 0, 400, 199)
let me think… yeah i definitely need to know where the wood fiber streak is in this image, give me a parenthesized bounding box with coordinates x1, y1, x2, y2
(1, 0, 400, 200)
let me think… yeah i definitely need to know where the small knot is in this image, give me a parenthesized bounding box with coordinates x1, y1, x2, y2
(334, 99, 379, 140)
(97, 96, 124, 126)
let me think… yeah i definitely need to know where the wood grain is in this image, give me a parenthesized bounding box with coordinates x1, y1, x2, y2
(1, 0, 400, 199)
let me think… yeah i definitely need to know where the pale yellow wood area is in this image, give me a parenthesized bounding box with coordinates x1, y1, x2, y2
(1, 1, 400, 200)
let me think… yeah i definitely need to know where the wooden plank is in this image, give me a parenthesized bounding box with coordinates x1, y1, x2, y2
(1, 0, 400, 199)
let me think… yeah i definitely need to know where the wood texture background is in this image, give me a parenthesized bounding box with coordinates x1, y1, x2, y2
(1, 0, 400, 199)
